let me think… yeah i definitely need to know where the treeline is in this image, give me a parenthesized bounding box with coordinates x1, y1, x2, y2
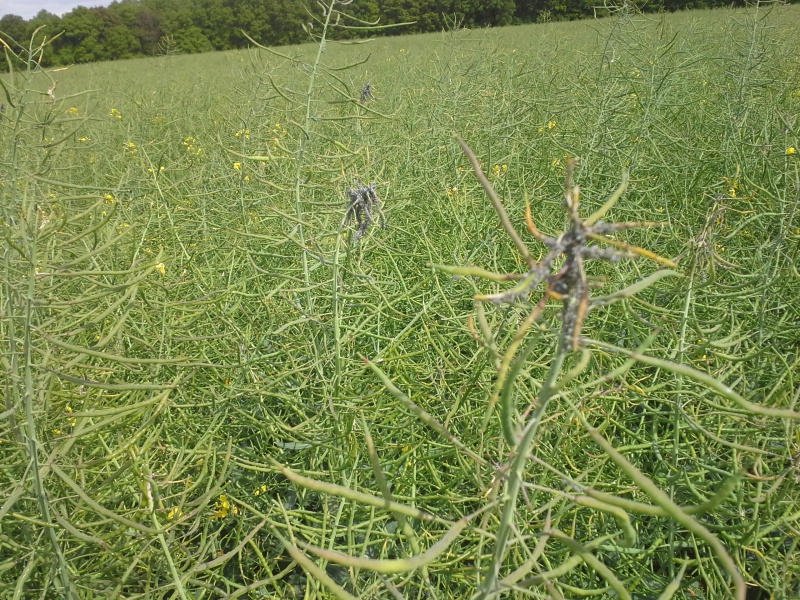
(1, 0, 759, 66)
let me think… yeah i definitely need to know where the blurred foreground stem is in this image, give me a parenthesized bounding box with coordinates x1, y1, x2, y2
(477, 334, 570, 599)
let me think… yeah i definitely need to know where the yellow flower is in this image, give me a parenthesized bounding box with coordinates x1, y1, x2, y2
(66, 405, 77, 427)
(212, 494, 239, 519)
(787, 147, 797, 155)
(547, 120, 557, 129)
(123, 141, 137, 154)
(233, 162, 242, 171)
(104, 193, 115, 205)
(67, 107, 79, 115)
(490, 164, 508, 179)
(235, 128, 250, 139)
(78, 136, 90, 142)
(212, 495, 229, 518)
(182, 136, 203, 156)
(154, 262, 166, 276)
(167, 507, 183, 520)
(109, 108, 122, 120)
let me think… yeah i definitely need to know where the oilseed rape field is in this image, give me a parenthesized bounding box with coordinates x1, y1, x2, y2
(1, 2, 800, 598)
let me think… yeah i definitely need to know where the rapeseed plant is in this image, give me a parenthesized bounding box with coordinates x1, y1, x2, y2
(211, 495, 239, 519)
(490, 164, 508, 179)
(445, 140, 688, 599)
(345, 181, 386, 241)
(65, 406, 76, 427)
(359, 82, 374, 102)
(182, 136, 202, 156)
(455, 146, 675, 348)
(538, 120, 557, 133)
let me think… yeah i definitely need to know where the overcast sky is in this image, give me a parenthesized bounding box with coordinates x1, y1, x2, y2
(1, 1, 111, 20)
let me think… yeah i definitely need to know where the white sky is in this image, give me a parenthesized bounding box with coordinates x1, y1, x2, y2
(1, 1, 111, 20)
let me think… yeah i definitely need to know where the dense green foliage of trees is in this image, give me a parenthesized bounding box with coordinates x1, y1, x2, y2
(0, 0, 768, 65)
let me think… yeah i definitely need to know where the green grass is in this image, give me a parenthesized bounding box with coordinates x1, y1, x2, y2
(2, 2, 800, 598)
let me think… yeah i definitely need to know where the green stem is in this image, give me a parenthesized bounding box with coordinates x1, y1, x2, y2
(147, 477, 191, 600)
(477, 335, 570, 599)
(330, 216, 348, 410)
(671, 267, 693, 575)
(588, 428, 745, 600)
(293, 0, 338, 316)
(7, 41, 76, 598)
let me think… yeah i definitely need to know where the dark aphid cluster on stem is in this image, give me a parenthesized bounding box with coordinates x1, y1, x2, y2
(345, 181, 386, 241)
(455, 140, 677, 350)
(359, 83, 373, 103)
